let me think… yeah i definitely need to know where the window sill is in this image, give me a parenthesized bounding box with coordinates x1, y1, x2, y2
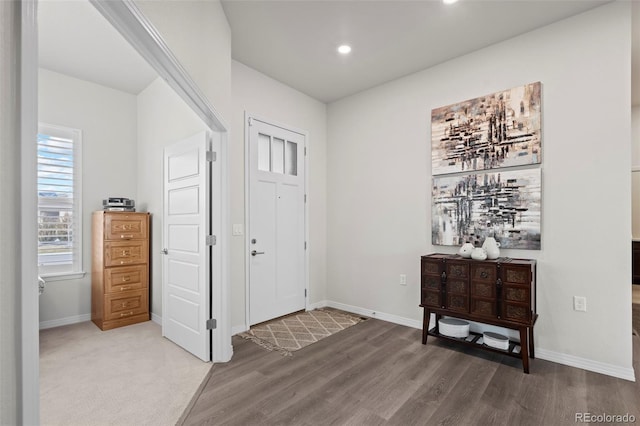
(40, 272, 86, 282)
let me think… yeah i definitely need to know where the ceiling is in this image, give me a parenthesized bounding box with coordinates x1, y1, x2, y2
(38, 0, 157, 95)
(39, 0, 638, 105)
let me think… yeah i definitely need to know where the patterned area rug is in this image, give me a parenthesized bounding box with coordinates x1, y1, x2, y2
(239, 309, 366, 356)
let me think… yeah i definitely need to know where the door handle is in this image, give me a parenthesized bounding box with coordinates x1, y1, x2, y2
(251, 250, 265, 256)
(161, 248, 168, 255)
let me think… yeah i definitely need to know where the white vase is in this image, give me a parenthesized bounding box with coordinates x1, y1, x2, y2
(482, 237, 501, 260)
(471, 247, 487, 261)
(458, 243, 474, 258)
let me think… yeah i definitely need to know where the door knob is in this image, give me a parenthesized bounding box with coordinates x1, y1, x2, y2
(251, 250, 265, 256)
(161, 248, 168, 255)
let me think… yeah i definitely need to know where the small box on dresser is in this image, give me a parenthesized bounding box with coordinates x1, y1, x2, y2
(92, 211, 150, 330)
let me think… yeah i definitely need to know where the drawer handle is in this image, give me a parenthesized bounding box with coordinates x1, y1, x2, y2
(120, 286, 130, 291)
(480, 271, 488, 279)
(120, 311, 134, 317)
(122, 276, 131, 282)
(120, 260, 132, 265)
(121, 250, 130, 256)
(120, 234, 134, 239)
(121, 303, 127, 308)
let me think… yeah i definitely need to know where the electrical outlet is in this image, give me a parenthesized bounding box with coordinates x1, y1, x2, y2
(399, 274, 407, 286)
(573, 296, 587, 312)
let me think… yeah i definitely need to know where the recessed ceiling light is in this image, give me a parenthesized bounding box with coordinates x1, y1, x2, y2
(443, 0, 459, 4)
(337, 44, 352, 55)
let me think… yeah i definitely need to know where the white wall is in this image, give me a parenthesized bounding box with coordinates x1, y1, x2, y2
(230, 60, 328, 330)
(136, 77, 209, 316)
(134, 0, 232, 125)
(327, 2, 633, 376)
(38, 69, 138, 326)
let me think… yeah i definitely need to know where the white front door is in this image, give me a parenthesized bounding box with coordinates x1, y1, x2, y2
(163, 131, 212, 361)
(248, 117, 306, 325)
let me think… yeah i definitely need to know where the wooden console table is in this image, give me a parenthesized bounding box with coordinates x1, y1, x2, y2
(420, 253, 537, 373)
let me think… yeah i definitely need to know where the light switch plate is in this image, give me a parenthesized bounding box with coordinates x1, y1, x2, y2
(232, 224, 243, 236)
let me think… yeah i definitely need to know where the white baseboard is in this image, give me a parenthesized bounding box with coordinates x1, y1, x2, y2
(323, 300, 422, 330)
(308, 300, 328, 310)
(151, 312, 162, 325)
(39, 314, 91, 330)
(536, 348, 636, 382)
(231, 324, 248, 335)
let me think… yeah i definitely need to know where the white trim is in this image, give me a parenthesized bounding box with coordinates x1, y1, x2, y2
(307, 300, 328, 311)
(151, 312, 162, 325)
(324, 300, 423, 330)
(90, 0, 231, 363)
(21, 0, 40, 423)
(536, 348, 636, 382)
(232, 325, 249, 336)
(40, 271, 86, 282)
(244, 113, 309, 328)
(632, 166, 640, 172)
(39, 314, 91, 330)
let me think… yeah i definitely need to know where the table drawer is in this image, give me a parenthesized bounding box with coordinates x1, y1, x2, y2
(104, 240, 148, 267)
(104, 290, 148, 321)
(105, 265, 147, 293)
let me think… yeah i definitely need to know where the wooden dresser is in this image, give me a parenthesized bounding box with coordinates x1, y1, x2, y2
(421, 253, 537, 373)
(92, 211, 150, 330)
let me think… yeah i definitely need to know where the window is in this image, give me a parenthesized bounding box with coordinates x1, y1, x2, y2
(37, 124, 83, 279)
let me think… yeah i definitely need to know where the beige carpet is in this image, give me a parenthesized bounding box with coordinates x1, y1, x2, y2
(238, 308, 366, 356)
(40, 320, 211, 426)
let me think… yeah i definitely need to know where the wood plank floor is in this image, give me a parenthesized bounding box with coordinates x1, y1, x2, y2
(179, 319, 640, 425)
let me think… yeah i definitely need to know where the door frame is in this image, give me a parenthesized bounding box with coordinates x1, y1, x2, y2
(21, 0, 232, 420)
(244, 112, 310, 329)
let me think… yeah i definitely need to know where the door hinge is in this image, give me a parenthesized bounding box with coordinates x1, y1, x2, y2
(248, 117, 253, 127)
(304, 147, 307, 156)
(304, 241, 307, 250)
(304, 194, 307, 203)
(206, 235, 217, 245)
(206, 151, 217, 162)
(206, 318, 217, 330)
(305, 289, 307, 297)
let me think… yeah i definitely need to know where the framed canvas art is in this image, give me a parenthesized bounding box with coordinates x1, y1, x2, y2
(431, 82, 541, 176)
(432, 168, 541, 250)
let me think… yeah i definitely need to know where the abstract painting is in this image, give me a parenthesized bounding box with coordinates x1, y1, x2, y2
(432, 168, 541, 249)
(431, 82, 541, 176)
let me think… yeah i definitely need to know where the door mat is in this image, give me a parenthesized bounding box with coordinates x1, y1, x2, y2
(238, 309, 366, 356)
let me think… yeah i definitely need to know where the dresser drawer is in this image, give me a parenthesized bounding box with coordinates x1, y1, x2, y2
(470, 264, 496, 283)
(104, 290, 148, 321)
(471, 281, 495, 298)
(470, 297, 496, 318)
(502, 265, 531, 285)
(446, 262, 468, 279)
(502, 302, 531, 324)
(104, 213, 148, 240)
(104, 240, 148, 267)
(105, 265, 147, 293)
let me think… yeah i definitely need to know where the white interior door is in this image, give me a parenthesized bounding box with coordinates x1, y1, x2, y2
(248, 117, 306, 325)
(163, 131, 211, 361)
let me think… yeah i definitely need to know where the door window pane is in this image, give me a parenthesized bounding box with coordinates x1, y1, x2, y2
(286, 141, 297, 176)
(258, 133, 270, 172)
(272, 137, 284, 174)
